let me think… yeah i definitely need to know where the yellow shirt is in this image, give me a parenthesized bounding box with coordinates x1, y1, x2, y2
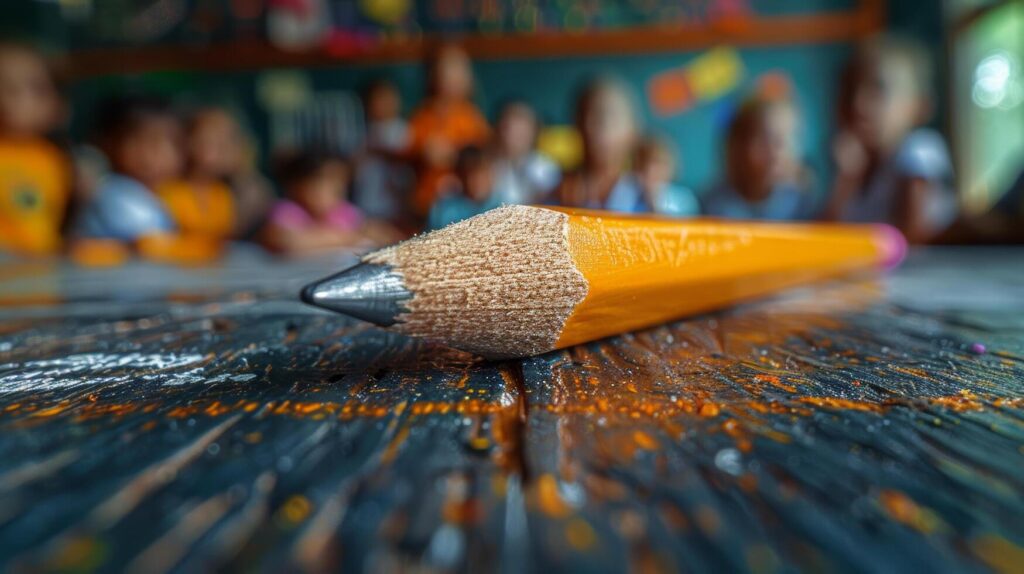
(0, 138, 69, 256)
(157, 179, 236, 240)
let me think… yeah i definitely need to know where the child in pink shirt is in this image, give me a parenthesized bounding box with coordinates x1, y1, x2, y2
(262, 151, 399, 255)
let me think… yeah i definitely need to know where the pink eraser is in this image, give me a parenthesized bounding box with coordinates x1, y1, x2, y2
(873, 224, 908, 270)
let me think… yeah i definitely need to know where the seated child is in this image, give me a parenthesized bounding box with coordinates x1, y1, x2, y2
(632, 135, 699, 217)
(160, 107, 274, 240)
(72, 96, 225, 264)
(0, 42, 69, 256)
(365, 79, 409, 154)
(823, 36, 955, 243)
(703, 96, 816, 220)
(353, 79, 413, 223)
(427, 145, 498, 230)
(158, 107, 238, 241)
(553, 77, 646, 212)
(73, 95, 181, 242)
(407, 43, 490, 217)
(263, 151, 400, 256)
(491, 100, 560, 205)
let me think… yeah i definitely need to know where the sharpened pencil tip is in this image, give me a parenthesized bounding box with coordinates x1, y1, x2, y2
(300, 262, 411, 327)
(299, 282, 319, 306)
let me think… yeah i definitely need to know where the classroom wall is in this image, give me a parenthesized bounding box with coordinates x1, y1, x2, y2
(68, 42, 852, 197)
(48, 0, 951, 203)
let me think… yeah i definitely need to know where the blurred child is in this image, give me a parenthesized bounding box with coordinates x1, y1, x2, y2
(158, 108, 238, 241)
(161, 107, 273, 240)
(824, 36, 955, 243)
(263, 151, 399, 255)
(632, 135, 699, 216)
(703, 97, 816, 220)
(491, 100, 560, 205)
(427, 145, 498, 230)
(365, 79, 409, 153)
(554, 77, 645, 212)
(0, 42, 69, 255)
(353, 79, 413, 223)
(73, 95, 181, 242)
(407, 43, 490, 217)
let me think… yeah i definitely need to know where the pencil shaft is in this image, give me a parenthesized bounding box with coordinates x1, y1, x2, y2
(553, 208, 898, 348)
(301, 206, 903, 358)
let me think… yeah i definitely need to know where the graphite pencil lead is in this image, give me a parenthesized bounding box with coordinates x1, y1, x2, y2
(301, 262, 411, 327)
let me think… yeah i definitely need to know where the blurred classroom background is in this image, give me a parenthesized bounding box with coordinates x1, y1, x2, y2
(0, 0, 1022, 265)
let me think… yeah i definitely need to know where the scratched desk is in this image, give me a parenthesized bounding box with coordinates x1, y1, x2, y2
(0, 247, 1021, 573)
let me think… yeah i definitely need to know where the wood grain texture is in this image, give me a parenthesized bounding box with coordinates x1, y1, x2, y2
(0, 248, 1021, 572)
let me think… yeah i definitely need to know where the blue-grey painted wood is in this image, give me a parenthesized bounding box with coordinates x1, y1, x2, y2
(0, 248, 1020, 572)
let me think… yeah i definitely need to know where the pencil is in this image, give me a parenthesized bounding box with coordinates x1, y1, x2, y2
(301, 205, 906, 358)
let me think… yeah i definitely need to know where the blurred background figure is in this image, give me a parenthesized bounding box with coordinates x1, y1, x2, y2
(0, 0, 1017, 264)
(704, 96, 815, 220)
(70, 95, 228, 264)
(262, 150, 399, 256)
(72, 95, 181, 243)
(353, 78, 413, 225)
(490, 100, 560, 205)
(178, 107, 274, 239)
(0, 42, 68, 256)
(632, 135, 699, 217)
(428, 144, 498, 230)
(158, 107, 240, 243)
(823, 36, 955, 243)
(555, 77, 644, 212)
(408, 43, 490, 218)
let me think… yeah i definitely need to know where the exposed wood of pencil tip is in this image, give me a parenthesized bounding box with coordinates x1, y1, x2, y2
(363, 205, 588, 358)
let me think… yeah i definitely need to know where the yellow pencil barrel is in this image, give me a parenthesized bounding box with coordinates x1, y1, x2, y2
(551, 207, 904, 349)
(302, 205, 906, 358)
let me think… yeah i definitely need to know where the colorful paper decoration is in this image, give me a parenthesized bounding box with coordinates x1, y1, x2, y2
(267, 0, 329, 51)
(323, 29, 377, 57)
(756, 70, 793, 100)
(647, 47, 745, 117)
(536, 125, 583, 171)
(256, 71, 313, 112)
(358, 0, 410, 25)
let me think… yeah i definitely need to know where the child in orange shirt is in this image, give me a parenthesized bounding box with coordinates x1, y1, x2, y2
(158, 108, 238, 241)
(0, 42, 69, 256)
(407, 43, 490, 217)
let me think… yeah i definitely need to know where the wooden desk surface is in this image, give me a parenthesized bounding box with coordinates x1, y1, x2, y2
(0, 248, 1021, 573)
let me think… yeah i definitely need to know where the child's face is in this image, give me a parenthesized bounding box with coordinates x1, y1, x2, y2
(434, 47, 473, 101)
(843, 55, 923, 151)
(293, 162, 348, 220)
(367, 86, 401, 122)
(581, 88, 636, 169)
(636, 151, 674, 190)
(498, 105, 537, 158)
(189, 110, 243, 178)
(0, 48, 61, 137)
(739, 105, 799, 195)
(463, 163, 494, 203)
(116, 117, 184, 189)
